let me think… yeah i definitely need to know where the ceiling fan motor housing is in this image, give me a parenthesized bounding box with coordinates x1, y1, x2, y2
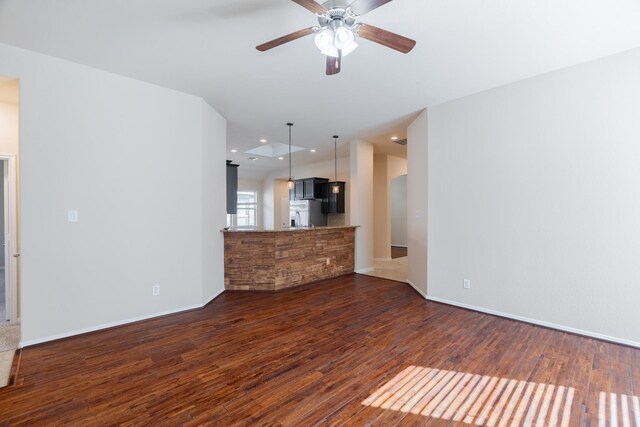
(317, 4, 359, 29)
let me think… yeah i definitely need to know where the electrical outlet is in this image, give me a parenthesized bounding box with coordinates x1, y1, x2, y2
(152, 285, 160, 296)
(463, 279, 471, 289)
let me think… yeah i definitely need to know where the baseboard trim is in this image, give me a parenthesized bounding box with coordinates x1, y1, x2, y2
(20, 302, 203, 348)
(406, 280, 428, 299)
(424, 295, 640, 349)
(203, 288, 225, 307)
(355, 267, 375, 274)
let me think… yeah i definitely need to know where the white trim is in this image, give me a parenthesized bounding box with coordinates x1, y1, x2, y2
(20, 287, 226, 348)
(20, 303, 203, 348)
(20, 289, 224, 348)
(424, 295, 640, 349)
(374, 257, 393, 262)
(355, 267, 375, 274)
(203, 289, 224, 306)
(406, 280, 428, 299)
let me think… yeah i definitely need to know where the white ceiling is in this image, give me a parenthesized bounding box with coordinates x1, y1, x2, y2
(1, 0, 639, 177)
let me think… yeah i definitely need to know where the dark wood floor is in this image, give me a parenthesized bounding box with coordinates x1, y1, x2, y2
(391, 246, 408, 259)
(0, 274, 638, 425)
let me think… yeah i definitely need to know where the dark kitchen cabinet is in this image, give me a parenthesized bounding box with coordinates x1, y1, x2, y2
(303, 178, 328, 200)
(322, 181, 346, 214)
(291, 177, 329, 200)
(226, 160, 239, 214)
(294, 180, 304, 199)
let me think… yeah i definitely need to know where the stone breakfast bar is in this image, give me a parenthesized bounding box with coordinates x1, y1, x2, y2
(223, 226, 356, 291)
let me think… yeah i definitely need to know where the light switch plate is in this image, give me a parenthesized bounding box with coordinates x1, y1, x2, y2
(68, 210, 78, 223)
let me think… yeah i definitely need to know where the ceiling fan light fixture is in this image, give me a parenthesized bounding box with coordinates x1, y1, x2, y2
(257, 0, 417, 75)
(339, 39, 358, 57)
(315, 26, 358, 58)
(321, 46, 340, 58)
(314, 28, 334, 51)
(334, 26, 358, 56)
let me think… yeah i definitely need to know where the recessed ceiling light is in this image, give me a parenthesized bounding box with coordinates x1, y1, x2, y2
(391, 136, 399, 141)
(278, 156, 284, 160)
(260, 139, 267, 143)
(230, 149, 237, 153)
(310, 149, 317, 153)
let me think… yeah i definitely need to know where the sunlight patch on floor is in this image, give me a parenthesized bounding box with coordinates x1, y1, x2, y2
(598, 392, 640, 427)
(361, 366, 576, 426)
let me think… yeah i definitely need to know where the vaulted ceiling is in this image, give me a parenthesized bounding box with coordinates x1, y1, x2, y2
(1, 0, 639, 176)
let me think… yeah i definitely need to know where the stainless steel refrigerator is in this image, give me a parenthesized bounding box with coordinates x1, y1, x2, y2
(289, 200, 327, 227)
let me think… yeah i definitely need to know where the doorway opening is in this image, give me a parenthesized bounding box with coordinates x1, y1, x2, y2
(366, 173, 408, 282)
(365, 148, 408, 283)
(0, 77, 20, 381)
(390, 173, 408, 258)
(0, 155, 18, 325)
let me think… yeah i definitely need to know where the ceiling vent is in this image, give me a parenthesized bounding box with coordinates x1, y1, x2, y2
(393, 138, 408, 146)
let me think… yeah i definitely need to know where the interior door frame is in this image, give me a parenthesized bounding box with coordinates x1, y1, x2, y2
(0, 153, 18, 323)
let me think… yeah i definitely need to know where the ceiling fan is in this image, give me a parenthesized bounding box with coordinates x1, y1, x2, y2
(256, 0, 416, 75)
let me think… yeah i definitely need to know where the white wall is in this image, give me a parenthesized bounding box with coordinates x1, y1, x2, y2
(427, 48, 640, 346)
(391, 174, 407, 247)
(262, 178, 275, 230)
(407, 111, 428, 295)
(350, 140, 374, 272)
(273, 179, 289, 230)
(201, 102, 227, 303)
(373, 154, 389, 259)
(0, 43, 227, 345)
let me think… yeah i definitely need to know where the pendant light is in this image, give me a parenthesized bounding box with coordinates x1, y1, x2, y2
(287, 123, 295, 190)
(332, 135, 340, 194)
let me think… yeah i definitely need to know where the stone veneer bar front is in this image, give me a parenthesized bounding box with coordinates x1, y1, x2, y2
(223, 226, 356, 291)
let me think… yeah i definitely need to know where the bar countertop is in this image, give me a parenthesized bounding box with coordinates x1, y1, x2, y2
(221, 225, 358, 233)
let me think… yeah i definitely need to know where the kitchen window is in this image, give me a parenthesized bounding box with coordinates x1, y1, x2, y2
(227, 191, 258, 228)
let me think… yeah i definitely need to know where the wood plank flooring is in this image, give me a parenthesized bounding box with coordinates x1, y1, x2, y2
(391, 246, 408, 259)
(0, 274, 638, 425)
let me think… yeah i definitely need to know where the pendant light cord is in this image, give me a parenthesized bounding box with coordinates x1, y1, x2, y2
(332, 135, 340, 194)
(287, 123, 293, 180)
(333, 135, 339, 185)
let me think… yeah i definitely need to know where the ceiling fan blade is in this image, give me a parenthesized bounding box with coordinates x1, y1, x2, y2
(291, 0, 327, 14)
(349, 0, 393, 16)
(256, 27, 315, 52)
(326, 52, 342, 75)
(357, 24, 416, 53)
